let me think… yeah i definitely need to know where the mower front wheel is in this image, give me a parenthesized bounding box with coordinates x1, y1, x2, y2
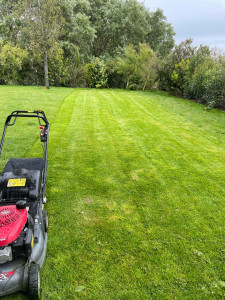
(28, 263, 40, 300)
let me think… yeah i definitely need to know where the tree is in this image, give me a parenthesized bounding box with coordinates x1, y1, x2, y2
(158, 39, 196, 92)
(85, 57, 108, 88)
(171, 39, 195, 63)
(89, 0, 126, 57)
(122, 0, 149, 46)
(89, 0, 150, 57)
(137, 43, 158, 91)
(0, 41, 28, 84)
(0, 0, 177, 88)
(59, 0, 95, 63)
(171, 59, 190, 95)
(20, 0, 65, 89)
(116, 44, 139, 89)
(0, 0, 21, 44)
(146, 9, 175, 56)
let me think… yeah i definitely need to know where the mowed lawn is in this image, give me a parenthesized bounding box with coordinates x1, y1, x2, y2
(0, 86, 225, 299)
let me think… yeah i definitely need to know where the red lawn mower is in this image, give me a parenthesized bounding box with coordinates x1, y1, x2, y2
(0, 110, 49, 299)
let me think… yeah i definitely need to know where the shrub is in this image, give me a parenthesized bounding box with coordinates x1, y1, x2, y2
(184, 58, 225, 109)
(171, 59, 190, 96)
(85, 58, 108, 88)
(0, 42, 28, 84)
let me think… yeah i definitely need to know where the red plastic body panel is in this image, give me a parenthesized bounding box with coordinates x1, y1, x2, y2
(0, 205, 27, 246)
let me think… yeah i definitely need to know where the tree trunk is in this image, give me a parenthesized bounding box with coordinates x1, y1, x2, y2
(126, 79, 129, 90)
(44, 51, 50, 89)
(143, 82, 147, 91)
(143, 73, 150, 91)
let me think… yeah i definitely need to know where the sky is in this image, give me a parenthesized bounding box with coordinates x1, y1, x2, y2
(144, 0, 225, 50)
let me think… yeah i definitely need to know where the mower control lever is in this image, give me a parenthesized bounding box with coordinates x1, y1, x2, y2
(40, 126, 44, 136)
(40, 126, 47, 142)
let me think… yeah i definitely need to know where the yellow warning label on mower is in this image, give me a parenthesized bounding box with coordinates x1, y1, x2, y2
(7, 178, 26, 187)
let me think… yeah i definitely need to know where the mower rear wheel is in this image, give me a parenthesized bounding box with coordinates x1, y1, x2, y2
(28, 263, 40, 300)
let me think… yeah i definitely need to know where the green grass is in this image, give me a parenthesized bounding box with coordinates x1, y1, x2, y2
(0, 86, 225, 299)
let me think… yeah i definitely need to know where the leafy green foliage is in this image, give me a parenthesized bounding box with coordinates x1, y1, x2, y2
(88, 0, 175, 58)
(0, 41, 28, 84)
(21, 0, 65, 52)
(116, 44, 139, 89)
(106, 58, 127, 88)
(146, 8, 175, 56)
(85, 58, 108, 88)
(184, 57, 225, 108)
(122, 0, 149, 46)
(115, 43, 159, 90)
(89, 0, 125, 57)
(0, 0, 21, 44)
(158, 39, 195, 92)
(17, 0, 65, 88)
(84, 63, 94, 87)
(171, 59, 190, 95)
(48, 47, 67, 87)
(60, 0, 95, 62)
(158, 39, 225, 108)
(138, 43, 158, 90)
(0, 0, 176, 88)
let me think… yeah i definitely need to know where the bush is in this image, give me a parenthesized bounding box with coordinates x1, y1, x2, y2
(171, 59, 190, 96)
(158, 39, 195, 92)
(184, 58, 225, 109)
(106, 58, 126, 89)
(0, 41, 28, 84)
(85, 58, 108, 88)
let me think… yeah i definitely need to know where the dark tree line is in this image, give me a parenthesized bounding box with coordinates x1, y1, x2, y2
(0, 0, 175, 88)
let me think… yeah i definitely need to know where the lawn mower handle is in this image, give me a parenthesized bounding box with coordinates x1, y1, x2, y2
(0, 110, 50, 199)
(6, 110, 49, 127)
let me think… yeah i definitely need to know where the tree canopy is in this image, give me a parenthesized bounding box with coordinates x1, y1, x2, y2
(0, 0, 175, 88)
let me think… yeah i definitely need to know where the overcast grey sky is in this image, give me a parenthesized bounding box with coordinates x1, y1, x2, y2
(144, 0, 225, 49)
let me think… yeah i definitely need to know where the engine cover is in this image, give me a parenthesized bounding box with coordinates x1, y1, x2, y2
(0, 205, 27, 247)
